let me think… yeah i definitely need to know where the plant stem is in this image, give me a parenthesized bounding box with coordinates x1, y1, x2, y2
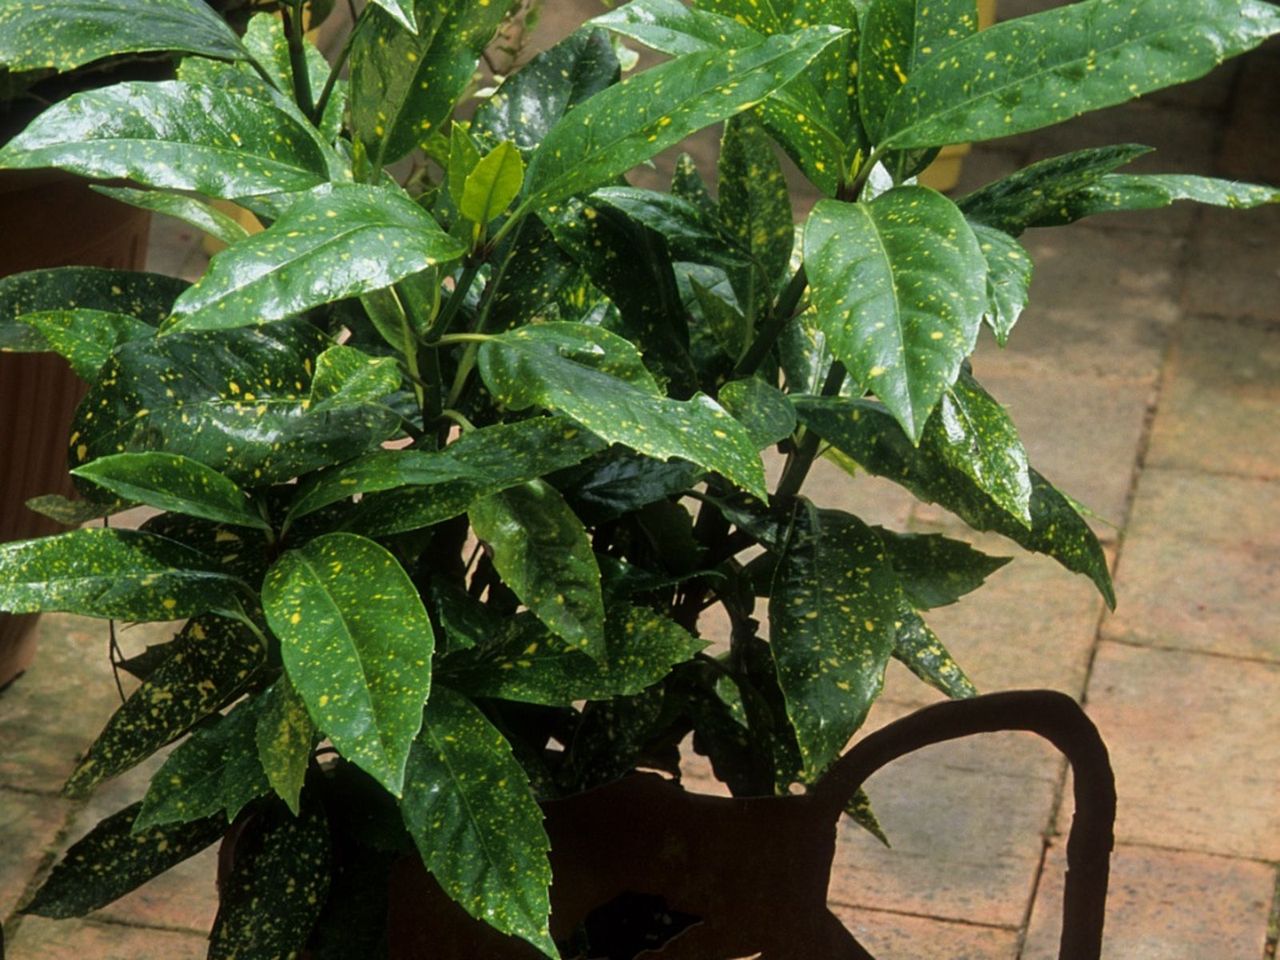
(847, 145, 887, 201)
(773, 360, 845, 503)
(311, 4, 368, 125)
(430, 259, 484, 340)
(282, 2, 315, 118)
(733, 265, 808, 378)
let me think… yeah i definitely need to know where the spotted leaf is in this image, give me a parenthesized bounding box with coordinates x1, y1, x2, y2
(470, 480, 605, 657)
(768, 502, 901, 778)
(555, 451, 703, 525)
(0, 81, 329, 200)
(21, 803, 225, 920)
(0, 0, 246, 74)
(308, 344, 402, 411)
(880, 0, 1280, 149)
(719, 377, 797, 450)
(64, 616, 267, 798)
(167, 184, 465, 332)
(140, 513, 273, 586)
(368, 0, 418, 33)
(209, 802, 330, 960)
(263, 533, 434, 796)
(0, 528, 245, 621)
(892, 605, 977, 699)
(254, 676, 316, 815)
(971, 224, 1031, 345)
(803, 188, 988, 442)
(874, 526, 1010, 609)
(793, 395, 1115, 607)
(1021, 172, 1280, 227)
(16, 310, 154, 379)
(92, 186, 250, 248)
(478, 323, 767, 499)
(591, 186, 748, 271)
(401, 686, 556, 958)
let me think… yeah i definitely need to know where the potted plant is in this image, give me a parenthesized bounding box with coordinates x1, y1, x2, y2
(0, 0, 1277, 957)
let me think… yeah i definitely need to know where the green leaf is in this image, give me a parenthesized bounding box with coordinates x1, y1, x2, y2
(0, 81, 329, 200)
(350, 0, 515, 168)
(803, 188, 987, 441)
(0, 0, 246, 74)
(470, 480, 605, 657)
(845, 787, 890, 847)
(24, 495, 122, 527)
(478, 323, 767, 499)
(447, 123, 483, 211)
(254, 676, 316, 816)
(971, 223, 1031, 345)
(21, 803, 225, 920)
(401, 686, 555, 957)
(289, 416, 606, 530)
(672, 152, 716, 214)
(718, 377, 797, 449)
(64, 616, 267, 798)
(16, 310, 154, 379)
(1027, 172, 1280, 226)
(308, 344, 403, 410)
(91, 186, 250, 248)
(134, 697, 271, 831)
(520, 25, 845, 211)
(73, 453, 269, 531)
(555, 451, 703, 525)
(263, 533, 434, 796)
(461, 141, 525, 224)
(0, 528, 244, 621)
(140, 513, 272, 585)
(591, 186, 747, 270)
(793, 396, 1115, 607)
(875, 527, 1010, 609)
(167, 184, 465, 332)
(369, 0, 418, 33)
(880, 0, 1280, 148)
(892, 605, 977, 699)
(446, 603, 705, 706)
(472, 28, 621, 152)
(209, 802, 330, 960)
(768, 502, 901, 778)
(72, 319, 400, 487)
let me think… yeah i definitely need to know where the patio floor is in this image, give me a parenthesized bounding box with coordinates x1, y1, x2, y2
(1, 8, 1278, 958)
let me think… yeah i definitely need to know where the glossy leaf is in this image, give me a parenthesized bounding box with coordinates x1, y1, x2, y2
(875, 527, 1010, 609)
(263, 533, 434, 796)
(793, 396, 1115, 607)
(401, 686, 555, 957)
(21, 803, 225, 920)
(308, 344, 402, 411)
(461, 141, 525, 225)
(1028, 172, 1280, 226)
(134, 697, 271, 831)
(0, 528, 244, 621)
(17, 310, 153, 379)
(591, 186, 747, 270)
(470, 480, 605, 657)
(881, 0, 1280, 148)
(24, 495, 122, 527)
(478, 323, 767, 499)
(140, 512, 273, 586)
(555, 452, 703, 525)
(803, 188, 987, 441)
(0, 81, 329, 200)
(0, 0, 245, 74)
(92, 186, 250, 248)
(845, 787, 891, 847)
(768, 503, 901, 777)
(520, 25, 845, 211)
(719, 377, 797, 449)
(447, 123, 483, 211)
(168, 184, 465, 332)
(64, 616, 267, 798)
(72, 319, 399, 487)
(893, 606, 977, 699)
(972, 223, 1032, 345)
(209, 803, 330, 960)
(369, 0, 418, 33)
(73, 453, 269, 531)
(254, 676, 316, 815)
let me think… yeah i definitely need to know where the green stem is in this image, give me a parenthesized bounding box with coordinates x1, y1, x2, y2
(733, 265, 808, 378)
(312, 5, 368, 125)
(282, 2, 315, 119)
(439, 408, 477, 432)
(431, 259, 484, 340)
(773, 360, 846, 503)
(847, 145, 888, 202)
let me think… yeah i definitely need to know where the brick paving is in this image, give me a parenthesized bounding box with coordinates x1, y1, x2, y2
(1, 16, 1278, 960)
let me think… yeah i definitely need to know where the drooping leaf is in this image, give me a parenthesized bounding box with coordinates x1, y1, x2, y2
(21, 803, 225, 920)
(308, 344, 403, 410)
(73, 452, 269, 531)
(470, 480, 605, 657)
(134, 697, 271, 831)
(254, 676, 316, 815)
(892, 605, 977, 699)
(140, 512, 273, 585)
(91, 186, 250, 248)
(64, 616, 267, 798)
(0, 528, 245, 621)
(767, 502, 901, 778)
(591, 186, 747, 271)
(1024, 172, 1280, 226)
(460, 141, 525, 225)
(554, 451, 703, 525)
(0, 0, 246, 74)
(263, 533, 434, 796)
(718, 377, 797, 450)
(880, 0, 1280, 148)
(208, 802, 330, 960)
(874, 527, 1010, 609)
(16, 310, 154, 379)
(845, 787, 890, 847)
(478, 323, 767, 499)
(401, 686, 555, 957)
(971, 223, 1032, 345)
(167, 184, 465, 332)
(793, 395, 1115, 607)
(0, 81, 329, 200)
(803, 188, 987, 441)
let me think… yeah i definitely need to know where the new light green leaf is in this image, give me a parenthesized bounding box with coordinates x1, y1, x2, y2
(881, 0, 1280, 148)
(92, 186, 250, 248)
(971, 223, 1032, 345)
(0, 528, 245, 621)
(73, 452, 269, 531)
(0, 81, 329, 200)
(0, 0, 246, 74)
(401, 686, 555, 958)
(461, 141, 525, 225)
(448, 123, 483, 211)
(803, 188, 987, 441)
(167, 184, 465, 332)
(479, 323, 767, 499)
(254, 676, 315, 815)
(263, 533, 434, 796)
(470, 480, 605, 657)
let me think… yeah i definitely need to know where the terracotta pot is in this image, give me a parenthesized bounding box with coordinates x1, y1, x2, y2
(0, 170, 151, 688)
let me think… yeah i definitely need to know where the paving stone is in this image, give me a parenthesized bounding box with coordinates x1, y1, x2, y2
(801, 454, 919, 532)
(1183, 204, 1280, 323)
(1082, 641, 1280, 861)
(4, 916, 207, 960)
(830, 904, 1019, 959)
(1022, 842, 1274, 960)
(1145, 317, 1280, 480)
(0, 789, 72, 920)
(142, 214, 201, 280)
(1102, 469, 1280, 662)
